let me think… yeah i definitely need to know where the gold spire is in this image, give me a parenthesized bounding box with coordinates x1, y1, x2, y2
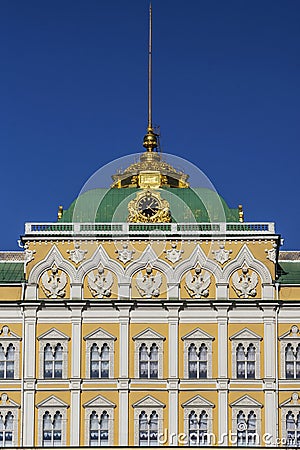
(143, 2, 158, 152)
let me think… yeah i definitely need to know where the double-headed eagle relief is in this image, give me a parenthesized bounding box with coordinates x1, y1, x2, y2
(232, 264, 258, 298)
(41, 264, 67, 299)
(185, 264, 211, 298)
(87, 264, 113, 298)
(136, 264, 162, 298)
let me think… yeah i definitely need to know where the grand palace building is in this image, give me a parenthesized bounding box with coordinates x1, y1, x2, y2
(0, 124, 300, 448)
(1, 6, 300, 448)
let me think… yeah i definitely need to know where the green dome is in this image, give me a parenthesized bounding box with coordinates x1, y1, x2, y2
(59, 187, 238, 223)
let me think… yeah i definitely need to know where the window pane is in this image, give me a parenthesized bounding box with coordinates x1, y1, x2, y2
(101, 361, 109, 378)
(150, 361, 158, 378)
(139, 412, 148, 446)
(247, 361, 255, 379)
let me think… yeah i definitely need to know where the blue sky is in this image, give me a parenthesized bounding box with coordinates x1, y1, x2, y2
(1, 0, 299, 250)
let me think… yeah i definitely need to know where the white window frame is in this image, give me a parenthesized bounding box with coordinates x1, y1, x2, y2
(182, 328, 214, 379)
(84, 327, 116, 379)
(133, 328, 165, 379)
(0, 326, 21, 380)
(182, 395, 214, 446)
(230, 328, 262, 380)
(230, 395, 262, 447)
(83, 395, 116, 446)
(0, 393, 20, 447)
(279, 325, 300, 379)
(132, 395, 165, 446)
(37, 396, 68, 447)
(280, 392, 300, 446)
(37, 328, 70, 380)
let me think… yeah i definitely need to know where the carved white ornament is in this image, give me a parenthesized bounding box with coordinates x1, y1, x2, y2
(116, 243, 135, 264)
(185, 264, 211, 298)
(265, 244, 277, 264)
(25, 248, 36, 264)
(212, 244, 232, 265)
(67, 242, 87, 265)
(41, 264, 67, 299)
(88, 264, 113, 298)
(164, 243, 184, 264)
(232, 264, 258, 298)
(136, 264, 162, 298)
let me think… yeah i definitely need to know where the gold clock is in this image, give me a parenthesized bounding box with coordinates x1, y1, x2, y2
(127, 190, 171, 223)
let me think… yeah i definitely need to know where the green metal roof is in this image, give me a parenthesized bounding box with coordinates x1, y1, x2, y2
(60, 187, 239, 223)
(0, 263, 25, 283)
(277, 262, 300, 285)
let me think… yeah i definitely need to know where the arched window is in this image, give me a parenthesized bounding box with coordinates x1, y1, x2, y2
(90, 343, 110, 378)
(237, 411, 246, 446)
(44, 344, 53, 379)
(42, 411, 62, 447)
(149, 344, 158, 379)
(0, 412, 14, 447)
(286, 411, 300, 447)
(188, 410, 208, 446)
(285, 344, 300, 379)
(139, 411, 158, 446)
(188, 344, 207, 379)
(0, 344, 15, 379)
(54, 345, 63, 378)
(247, 411, 257, 445)
(89, 411, 109, 446)
(237, 410, 257, 446)
(6, 345, 14, 379)
(237, 345, 246, 378)
(90, 344, 100, 378)
(236, 344, 256, 379)
(246, 345, 255, 379)
(100, 344, 109, 378)
(188, 344, 197, 378)
(44, 344, 63, 379)
(139, 344, 158, 379)
(286, 345, 295, 379)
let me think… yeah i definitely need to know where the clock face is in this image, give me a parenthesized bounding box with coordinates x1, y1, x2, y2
(137, 195, 160, 218)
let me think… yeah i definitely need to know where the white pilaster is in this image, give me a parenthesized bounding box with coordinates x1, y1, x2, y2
(117, 304, 132, 446)
(263, 305, 277, 444)
(69, 305, 84, 446)
(218, 383, 228, 446)
(168, 305, 179, 379)
(168, 380, 179, 445)
(216, 305, 229, 445)
(167, 306, 180, 445)
(22, 305, 37, 446)
(70, 381, 81, 446)
(216, 305, 229, 379)
(23, 388, 35, 446)
(263, 305, 276, 379)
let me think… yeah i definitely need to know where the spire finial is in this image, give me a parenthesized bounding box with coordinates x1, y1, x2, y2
(143, 2, 158, 152)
